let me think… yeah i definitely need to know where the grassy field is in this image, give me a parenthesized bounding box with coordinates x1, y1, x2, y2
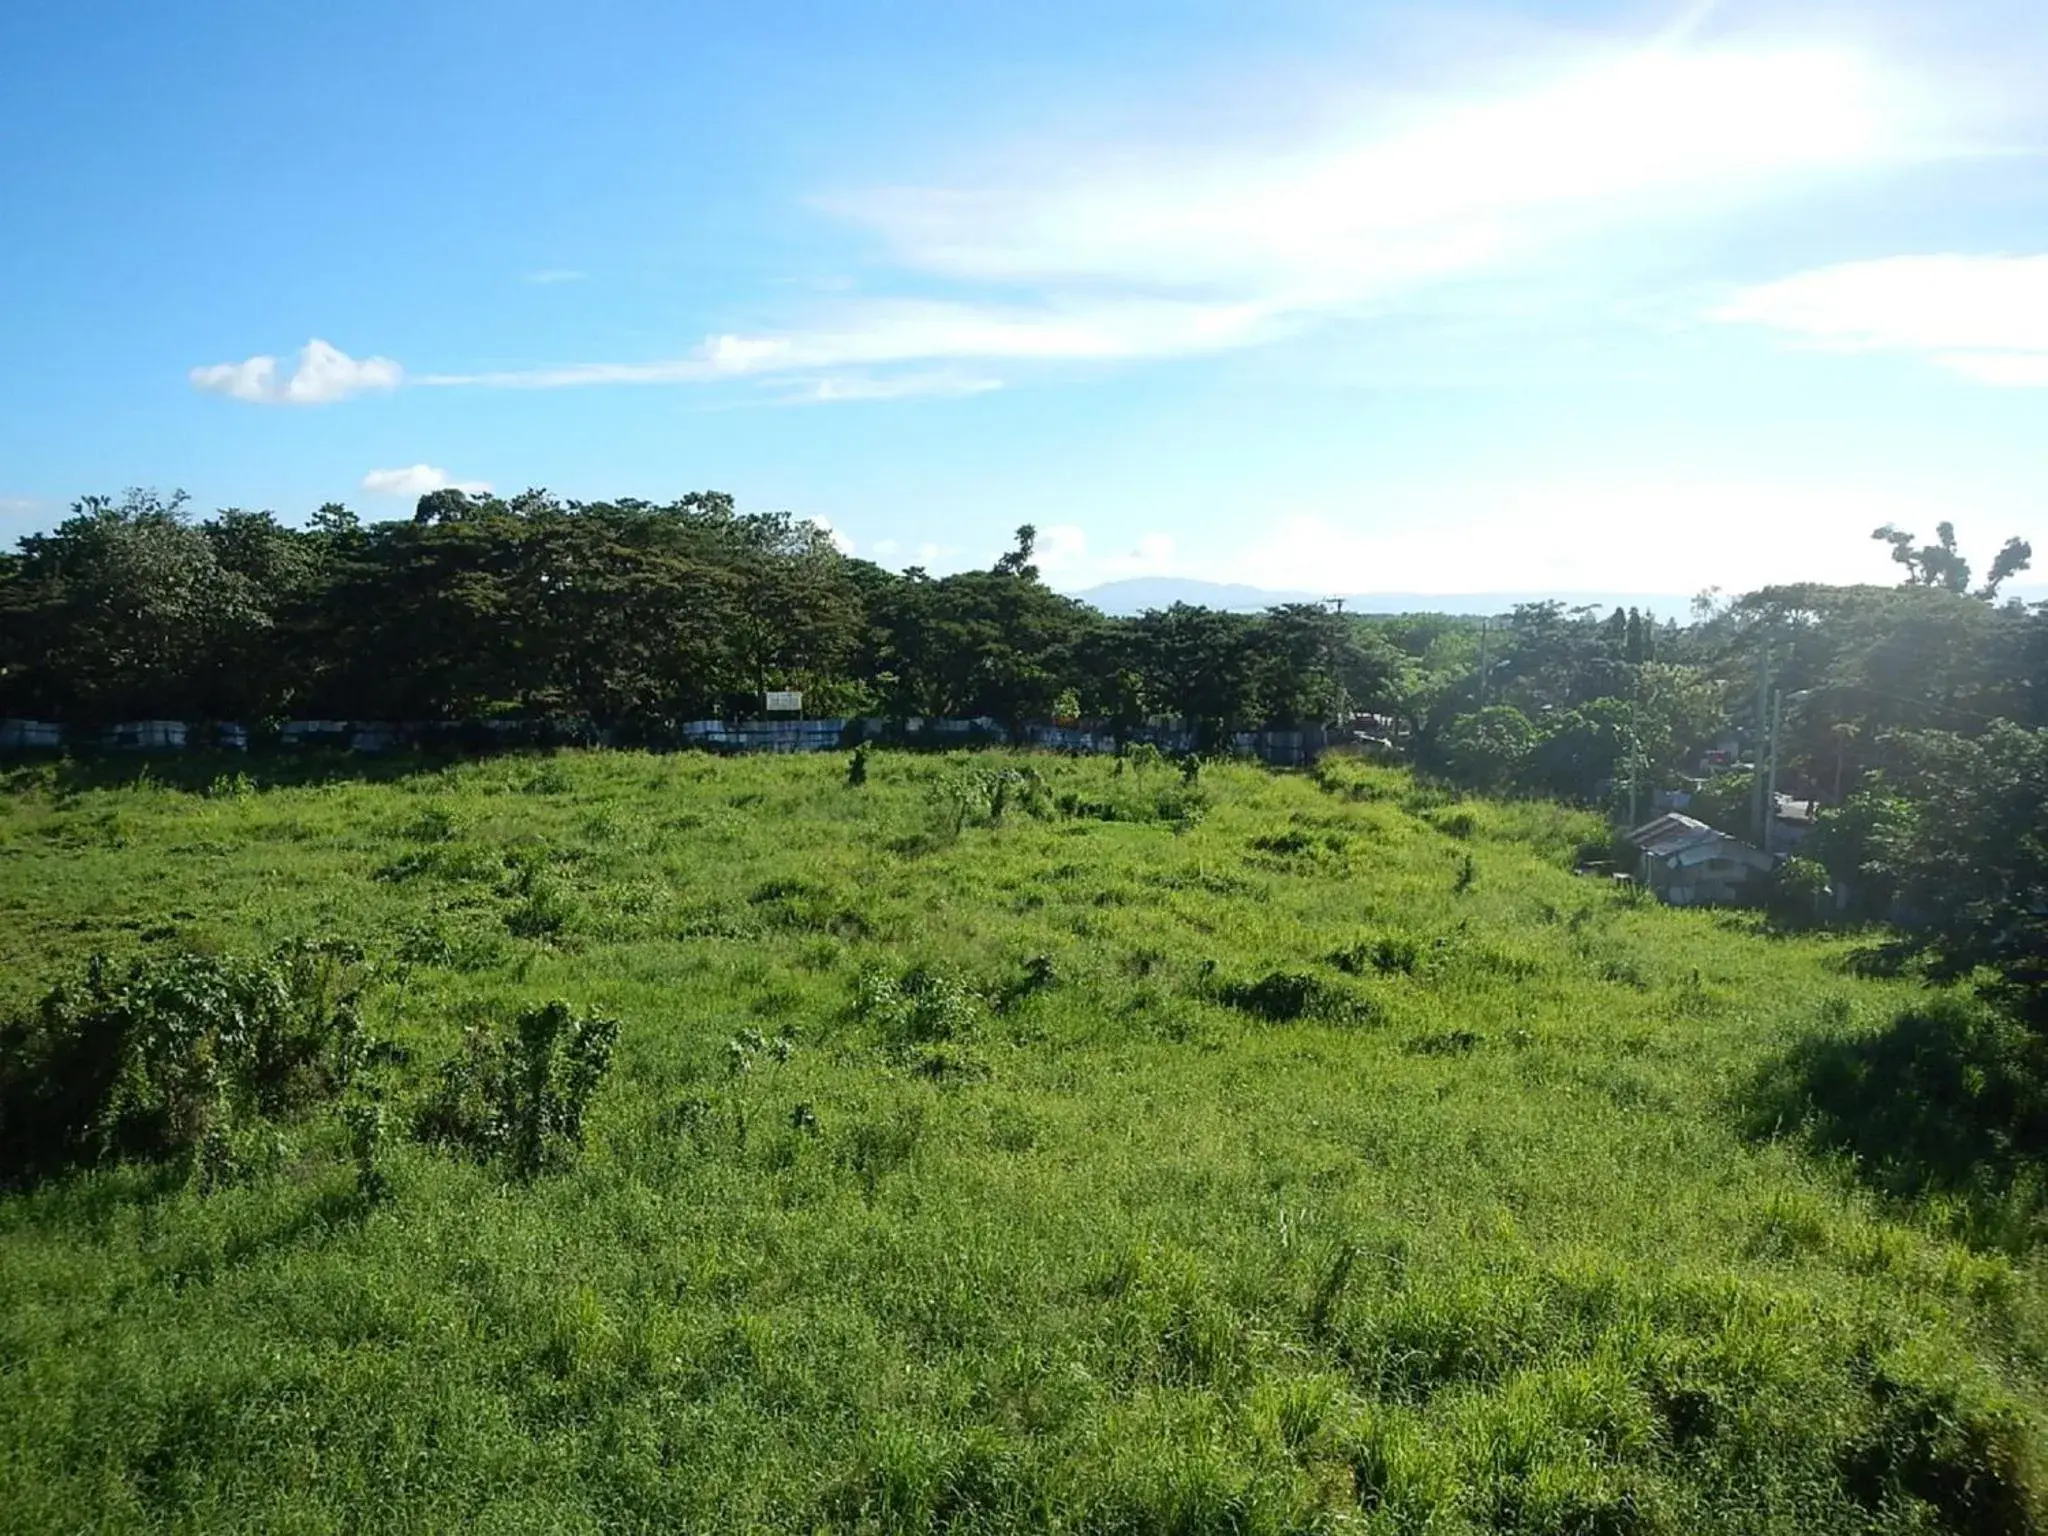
(1, 747, 2044, 1533)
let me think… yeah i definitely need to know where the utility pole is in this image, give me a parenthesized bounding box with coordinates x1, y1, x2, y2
(1477, 617, 1490, 708)
(1750, 648, 1772, 847)
(1321, 598, 1349, 729)
(1763, 685, 1785, 858)
(1627, 719, 1639, 830)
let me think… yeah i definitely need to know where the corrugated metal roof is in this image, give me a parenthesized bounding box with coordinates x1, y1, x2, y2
(1626, 813, 1770, 866)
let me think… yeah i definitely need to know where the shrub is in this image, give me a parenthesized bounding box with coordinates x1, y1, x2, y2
(1840, 1361, 2040, 1534)
(1124, 742, 1166, 772)
(935, 766, 1051, 835)
(1769, 856, 1832, 929)
(1250, 829, 1317, 856)
(414, 1001, 620, 1178)
(0, 940, 370, 1187)
(1332, 935, 1423, 977)
(339, 1100, 389, 1202)
(1216, 971, 1375, 1025)
(855, 963, 983, 1047)
(1433, 809, 1477, 840)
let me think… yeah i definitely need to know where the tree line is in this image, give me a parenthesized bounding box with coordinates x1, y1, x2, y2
(1, 487, 2042, 1017)
(0, 489, 1389, 743)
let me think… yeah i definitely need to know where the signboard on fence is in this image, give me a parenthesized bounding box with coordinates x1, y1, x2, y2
(763, 690, 803, 714)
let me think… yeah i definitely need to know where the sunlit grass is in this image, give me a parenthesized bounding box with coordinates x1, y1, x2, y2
(0, 749, 2041, 1531)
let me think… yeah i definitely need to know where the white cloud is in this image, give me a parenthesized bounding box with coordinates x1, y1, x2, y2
(776, 370, 1003, 403)
(411, 37, 1919, 397)
(829, 46, 1894, 303)
(523, 269, 585, 284)
(361, 464, 492, 498)
(807, 516, 856, 554)
(1718, 254, 2048, 386)
(1130, 533, 1176, 570)
(1033, 524, 1089, 574)
(1939, 351, 2048, 388)
(1191, 477, 2025, 596)
(191, 339, 402, 405)
(1720, 254, 2048, 348)
(1025, 525, 1182, 588)
(413, 299, 1272, 392)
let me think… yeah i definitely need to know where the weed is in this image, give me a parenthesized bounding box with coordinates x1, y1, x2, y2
(1216, 970, 1376, 1025)
(1408, 1029, 1483, 1056)
(855, 963, 983, 1047)
(1307, 1242, 1357, 1341)
(0, 941, 370, 1186)
(843, 1104, 925, 1202)
(998, 953, 1059, 1010)
(413, 1001, 619, 1178)
(339, 1100, 389, 1201)
(1249, 829, 1317, 856)
(1332, 934, 1423, 977)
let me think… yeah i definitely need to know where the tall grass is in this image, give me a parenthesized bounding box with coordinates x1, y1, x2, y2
(0, 748, 2042, 1531)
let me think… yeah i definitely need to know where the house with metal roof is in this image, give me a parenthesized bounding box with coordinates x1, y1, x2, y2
(1625, 813, 1774, 906)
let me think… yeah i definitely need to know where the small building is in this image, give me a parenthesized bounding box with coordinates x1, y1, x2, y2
(350, 722, 401, 753)
(107, 720, 187, 751)
(0, 719, 63, 751)
(279, 720, 351, 749)
(1771, 795, 1819, 852)
(1625, 813, 1774, 906)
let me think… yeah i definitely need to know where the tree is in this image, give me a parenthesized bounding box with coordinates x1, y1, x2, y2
(1522, 699, 1632, 802)
(1253, 603, 1364, 728)
(992, 525, 1039, 581)
(1981, 537, 2035, 601)
(1872, 523, 2032, 600)
(1442, 705, 1536, 791)
(1851, 724, 2048, 1023)
(1688, 770, 1756, 840)
(1, 490, 269, 722)
(1131, 604, 1262, 746)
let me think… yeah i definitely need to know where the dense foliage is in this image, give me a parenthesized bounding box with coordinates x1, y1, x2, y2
(0, 490, 1397, 743)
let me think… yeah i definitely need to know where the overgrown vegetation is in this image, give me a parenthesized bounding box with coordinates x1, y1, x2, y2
(414, 1001, 620, 1178)
(1, 748, 2044, 1530)
(0, 940, 370, 1188)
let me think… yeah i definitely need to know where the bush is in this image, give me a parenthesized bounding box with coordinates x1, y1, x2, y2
(414, 1001, 620, 1178)
(1769, 857, 1832, 929)
(1216, 970, 1376, 1025)
(1332, 935, 1422, 977)
(855, 963, 983, 1047)
(0, 941, 370, 1187)
(936, 766, 1051, 835)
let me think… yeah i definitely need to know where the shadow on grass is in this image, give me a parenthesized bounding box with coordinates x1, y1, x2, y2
(2, 750, 473, 798)
(1741, 995, 2048, 1250)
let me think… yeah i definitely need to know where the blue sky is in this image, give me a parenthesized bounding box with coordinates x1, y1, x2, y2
(2, 0, 2044, 595)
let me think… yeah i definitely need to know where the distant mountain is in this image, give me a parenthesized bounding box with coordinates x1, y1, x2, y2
(1068, 577, 1699, 618)
(1067, 578, 1323, 613)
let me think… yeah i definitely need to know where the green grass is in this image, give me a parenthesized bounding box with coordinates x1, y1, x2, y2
(1, 747, 2044, 1532)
